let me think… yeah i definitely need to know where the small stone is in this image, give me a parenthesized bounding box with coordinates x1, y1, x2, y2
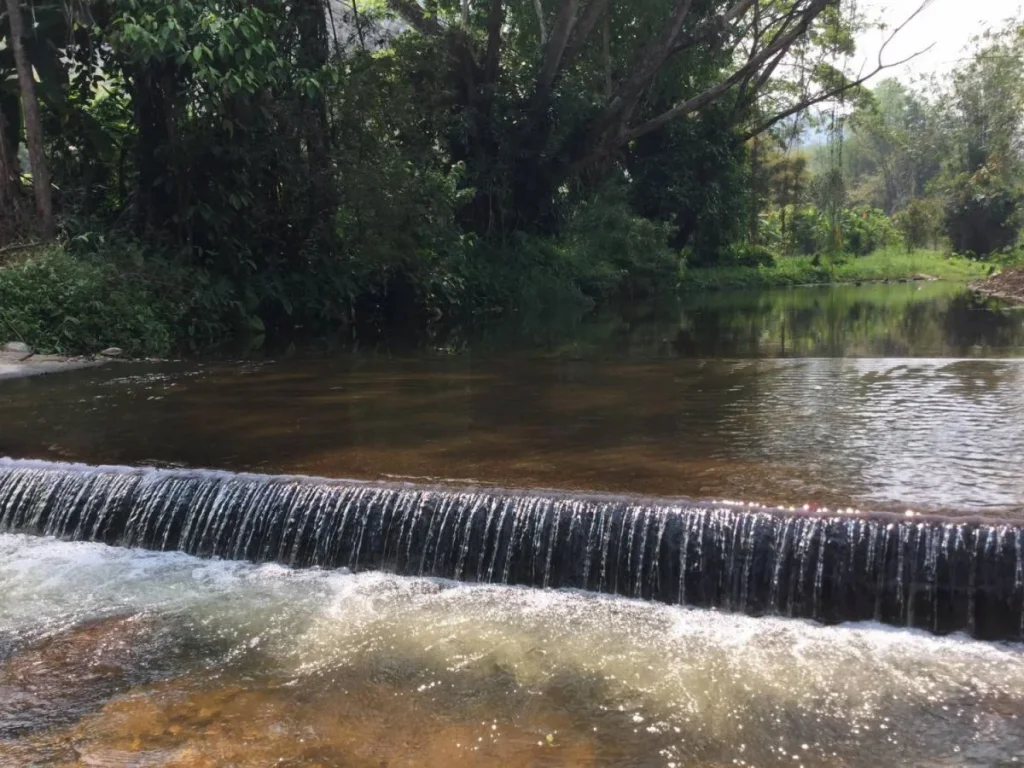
(3, 341, 31, 354)
(99, 347, 124, 358)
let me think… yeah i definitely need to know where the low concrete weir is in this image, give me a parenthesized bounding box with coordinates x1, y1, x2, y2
(1, 458, 1022, 640)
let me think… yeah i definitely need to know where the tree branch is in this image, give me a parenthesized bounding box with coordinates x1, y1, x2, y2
(743, 0, 938, 139)
(532, 0, 548, 43)
(621, 0, 830, 143)
(562, 0, 612, 68)
(671, 0, 757, 54)
(537, 0, 580, 98)
(387, 0, 444, 35)
(0, 241, 41, 258)
(743, 44, 935, 140)
(484, 0, 505, 86)
(601, 0, 694, 130)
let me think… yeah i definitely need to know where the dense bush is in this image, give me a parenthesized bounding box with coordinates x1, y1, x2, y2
(893, 197, 944, 252)
(842, 206, 898, 256)
(564, 190, 679, 299)
(457, 189, 680, 313)
(944, 168, 1023, 258)
(760, 204, 897, 257)
(723, 243, 777, 268)
(0, 247, 175, 355)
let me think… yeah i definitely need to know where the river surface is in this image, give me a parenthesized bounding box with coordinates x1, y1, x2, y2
(2, 281, 1024, 766)
(2, 282, 1023, 517)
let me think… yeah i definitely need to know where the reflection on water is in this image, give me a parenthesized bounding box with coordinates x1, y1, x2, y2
(670, 282, 1024, 359)
(1, 535, 1023, 766)
(1, 283, 1023, 516)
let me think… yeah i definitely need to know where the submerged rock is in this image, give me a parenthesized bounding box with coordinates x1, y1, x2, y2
(0, 615, 167, 738)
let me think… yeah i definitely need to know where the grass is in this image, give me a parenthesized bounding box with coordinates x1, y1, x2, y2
(682, 249, 992, 292)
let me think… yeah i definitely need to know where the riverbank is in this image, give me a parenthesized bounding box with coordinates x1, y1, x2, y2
(0, 349, 108, 380)
(972, 268, 1024, 305)
(682, 249, 988, 292)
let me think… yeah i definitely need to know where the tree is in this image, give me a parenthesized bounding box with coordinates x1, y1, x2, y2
(381, 0, 931, 236)
(4, 0, 55, 239)
(0, 104, 20, 225)
(935, 20, 1024, 256)
(845, 79, 938, 214)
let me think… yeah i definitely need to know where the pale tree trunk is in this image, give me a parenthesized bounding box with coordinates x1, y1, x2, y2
(532, 0, 547, 43)
(602, 15, 611, 98)
(5, 0, 55, 240)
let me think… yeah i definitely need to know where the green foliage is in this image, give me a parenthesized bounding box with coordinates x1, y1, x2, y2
(627, 110, 751, 263)
(564, 189, 679, 299)
(7, 0, 1018, 355)
(760, 204, 896, 257)
(683, 249, 989, 292)
(893, 197, 944, 252)
(842, 206, 898, 256)
(944, 167, 1023, 258)
(0, 247, 174, 355)
(457, 191, 679, 313)
(722, 243, 777, 268)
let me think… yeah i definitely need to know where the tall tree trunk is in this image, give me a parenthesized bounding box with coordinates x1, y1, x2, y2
(294, 0, 334, 230)
(749, 134, 760, 243)
(0, 110, 19, 216)
(129, 64, 176, 236)
(5, 0, 55, 240)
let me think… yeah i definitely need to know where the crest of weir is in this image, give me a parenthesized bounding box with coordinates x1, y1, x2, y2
(1, 458, 1022, 640)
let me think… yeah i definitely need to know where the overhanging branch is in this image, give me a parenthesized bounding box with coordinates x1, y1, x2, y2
(621, 0, 830, 143)
(386, 0, 444, 35)
(743, 44, 935, 140)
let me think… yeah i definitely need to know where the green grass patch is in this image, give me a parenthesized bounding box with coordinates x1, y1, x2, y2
(683, 249, 991, 292)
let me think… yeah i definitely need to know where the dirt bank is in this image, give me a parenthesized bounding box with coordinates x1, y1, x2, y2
(972, 268, 1024, 305)
(0, 350, 108, 380)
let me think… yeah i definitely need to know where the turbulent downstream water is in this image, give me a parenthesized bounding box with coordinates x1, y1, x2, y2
(1, 282, 1024, 764)
(2, 460, 1024, 641)
(2, 534, 1024, 766)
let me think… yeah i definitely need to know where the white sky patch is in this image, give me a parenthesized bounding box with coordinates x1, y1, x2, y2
(852, 0, 1023, 84)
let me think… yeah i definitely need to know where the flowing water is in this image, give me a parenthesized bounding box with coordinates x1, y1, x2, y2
(2, 282, 1024, 765)
(2, 535, 1024, 766)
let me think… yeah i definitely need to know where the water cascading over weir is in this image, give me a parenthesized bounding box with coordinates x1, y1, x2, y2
(1, 458, 1022, 641)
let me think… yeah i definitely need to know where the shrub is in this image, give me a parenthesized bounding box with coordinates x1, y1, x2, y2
(0, 247, 175, 355)
(564, 189, 679, 298)
(944, 167, 1023, 258)
(893, 197, 944, 252)
(842, 206, 898, 256)
(761, 204, 898, 257)
(723, 243, 777, 268)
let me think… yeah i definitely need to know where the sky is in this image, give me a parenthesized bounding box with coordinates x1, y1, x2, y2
(853, 0, 1023, 84)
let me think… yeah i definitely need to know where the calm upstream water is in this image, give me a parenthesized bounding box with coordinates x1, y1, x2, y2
(2, 282, 1023, 516)
(2, 281, 1024, 765)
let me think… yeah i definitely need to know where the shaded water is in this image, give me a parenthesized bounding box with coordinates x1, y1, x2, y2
(1, 535, 1024, 766)
(2, 283, 1023, 516)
